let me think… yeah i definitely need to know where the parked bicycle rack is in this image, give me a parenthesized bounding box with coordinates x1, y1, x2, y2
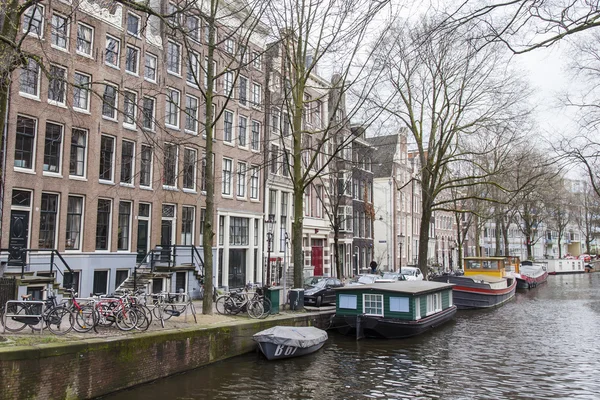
(2, 300, 46, 334)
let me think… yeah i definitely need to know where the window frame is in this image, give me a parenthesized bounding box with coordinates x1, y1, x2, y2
(223, 109, 234, 144)
(95, 198, 112, 251)
(23, 4, 45, 38)
(140, 145, 153, 188)
(120, 139, 135, 185)
(76, 22, 94, 57)
(163, 143, 178, 188)
(43, 121, 63, 175)
(363, 293, 384, 316)
(72, 71, 91, 113)
(166, 40, 182, 76)
(105, 35, 121, 68)
(39, 192, 59, 249)
(144, 53, 158, 82)
(238, 115, 248, 147)
(14, 115, 37, 171)
(165, 88, 180, 129)
(102, 83, 118, 121)
(69, 128, 87, 178)
(126, 12, 141, 37)
(65, 195, 84, 251)
(142, 96, 156, 131)
(19, 58, 40, 99)
(99, 135, 116, 183)
(238, 76, 248, 106)
(123, 90, 137, 128)
(251, 120, 260, 151)
(117, 201, 132, 251)
(250, 165, 259, 200)
(125, 45, 140, 75)
(50, 12, 69, 51)
(47, 65, 67, 106)
(184, 94, 198, 134)
(222, 158, 233, 196)
(251, 82, 261, 107)
(237, 161, 247, 198)
(182, 147, 197, 191)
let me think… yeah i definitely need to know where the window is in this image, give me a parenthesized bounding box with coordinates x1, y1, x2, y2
(70, 128, 87, 177)
(51, 14, 69, 50)
(48, 65, 66, 105)
(250, 166, 259, 199)
(43, 122, 62, 173)
(183, 148, 197, 190)
(118, 201, 132, 250)
(165, 88, 180, 128)
(142, 97, 155, 130)
(224, 110, 234, 143)
(140, 145, 153, 187)
(185, 95, 198, 133)
(125, 46, 139, 74)
(96, 199, 112, 250)
(66, 196, 83, 250)
(105, 35, 120, 67)
(120, 140, 135, 184)
(222, 158, 232, 195)
(389, 297, 410, 313)
(237, 162, 247, 197)
(270, 145, 278, 174)
(252, 51, 261, 70)
(144, 53, 157, 82)
(163, 143, 177, 187)
(225, 38, 235, 53)
(115, 270, 129, 290)
(224, 71, 234, 96)
(186, 52, 199, 85)
(99, 135, 115, 182)
(23, 5, 44, 36)
(39, 193, 59, 249)
(102, 83, 118, 119)
(199, 208, 206, 237)
(427, 293, 442, 315)
(339, 294, 357, 309)
(123, 91, 137, 126)
(251, 120, 260, 151)
(167, 41, 181, 75)
(126, 13, 141, 36)
(251, 83, 261, 106)
(204, 58, 217, 89)
(271, 108, 280, 134)
(238, 116, 247, 146)
(14, 116, 36, 169)
(229, 217, 249, 246)
(283, 113, 291, 137)
(363, 294, 383, 316)
(76, 23, 93, 56)
(73, 72, 90, 111)
(239, 76, 247, 106)
(19, 58, 39, 97)
(181, 206, 195, 245)
(186, 15, 200, 41)
(280, 192, 288, 251)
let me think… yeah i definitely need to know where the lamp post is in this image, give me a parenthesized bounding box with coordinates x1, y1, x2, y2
(399, 234, 404, 273)
(265, 214, 276, 287)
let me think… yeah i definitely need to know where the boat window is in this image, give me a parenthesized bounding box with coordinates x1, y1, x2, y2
(389, 297, 409, 312)
(339, 294, 357, 309)
(363, 294, 383, 316)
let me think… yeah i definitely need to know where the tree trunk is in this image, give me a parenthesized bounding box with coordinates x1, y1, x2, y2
(418, 206, 432, 279)
(494, 216, 502, 256)
(333, 229, 343, 278)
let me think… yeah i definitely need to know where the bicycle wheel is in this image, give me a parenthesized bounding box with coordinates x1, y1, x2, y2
(189, 302, 197, 323)
(73, 305, 97, 333)
(1, 303, 28, 332)
(46, 306, 74, 335)
(216, 296, 236, 315)
(133, 307, 150, 331)
(140, 305, 153, 326)
(260, 297, 272, 319)
(115, 308, 137, 331)
(247, 299, 264, 319)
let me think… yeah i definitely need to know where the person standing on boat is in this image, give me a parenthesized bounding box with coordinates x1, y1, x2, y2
(370, 260, 378, 274)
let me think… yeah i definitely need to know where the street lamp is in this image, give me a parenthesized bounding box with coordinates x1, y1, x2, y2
(265, 214, 276, 287)
(399, 234, 404, 273)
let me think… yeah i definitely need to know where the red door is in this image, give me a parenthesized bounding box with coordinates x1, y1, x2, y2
(312, 246, 323, 276)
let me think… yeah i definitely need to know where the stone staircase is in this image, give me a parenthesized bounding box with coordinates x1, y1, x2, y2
(115, 268, 173, 293)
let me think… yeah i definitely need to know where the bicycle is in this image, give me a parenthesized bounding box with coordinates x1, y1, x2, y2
(2, 290, 74, 335)
(215, 288, 264, 319)
(62, 288, 97, 333)
(93, 295, 137, 331)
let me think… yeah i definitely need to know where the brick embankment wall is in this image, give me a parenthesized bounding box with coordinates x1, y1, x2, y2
(0, 312, 334, 400)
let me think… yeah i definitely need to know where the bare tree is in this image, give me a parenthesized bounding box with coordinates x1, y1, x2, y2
(573, 182, 600, 254)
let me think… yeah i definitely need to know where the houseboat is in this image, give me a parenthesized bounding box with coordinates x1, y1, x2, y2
(332, 281, 456, 339)
(545, 259, 585, 275)
(515, 260, 548, 289)
(432, 257, 517, 309)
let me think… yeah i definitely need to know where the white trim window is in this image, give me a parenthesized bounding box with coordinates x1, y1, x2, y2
(126, 12, 141, 37)
(43, 122, 63, 174)
(99, 135, 115, 182)
(144, 53, 158, 82)
(251, 120, 260, 151)
(251, 82, 261, 107)
(102, 83, 118, 120)
(339, 294, 357, 309)
(426, 293, 442, 315)
(123, 90, 137, 128)
(142, 96, 155, 131)
(363, 293, 384, 316)
(181, 206, 195, 245)
(389, 297, 410, 313)
(185, 94, 198, 134)
(250, 165, 259, 199)
(69, 128, 87, 177)
(187, 52, 200, 86)
(19, 58, 40, 98)
(65, 196, 84, 250)
(73, 72, 91, 112)
(166, 41, 181, 75)
(48, 65, 67, 106)
(125, 45, 140, 75)
(225, 38, 235, 54)
(224, 110, 234, 143)
(14, 115, 37, 170)
(183, 147, 197, 191)
(140, 145, 153, 188)
(165, 88, 180, 128)
(117, 201, 132, 251)
(237, 161, 247, 198)
(252, 51, 262, 70)
(95, 198, 112, 250)
(120, 140, 135, 185)
(186, 15, 200, 42)
(23, 5, 44, 37)
(39, 192, 60, 249)
(105, 35, 120, 68)
(51, 13, 69, 50)
(224, 71, 234, 97)
(238, 76, 248, 106)
(222, 158, 233, 196)
(163, 143, 178, 188)
(76, 23, 93, 56)
(238, 115, 247, 147)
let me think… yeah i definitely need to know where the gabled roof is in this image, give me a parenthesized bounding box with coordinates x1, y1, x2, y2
(367, 134, 399, 177)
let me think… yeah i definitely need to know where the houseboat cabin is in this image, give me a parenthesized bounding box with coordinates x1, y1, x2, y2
(332, 281, 456, 339)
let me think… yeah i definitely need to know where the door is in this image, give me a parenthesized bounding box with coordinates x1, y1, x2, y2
(136, 220, 149, 263)
(8, 210, 29, 266)
(160, 220, 173, 262)
(152, 278, 164, 293)
(175, 271, 187, 292)
(228, 249, 246, 289)
(93, 271, 108, 295)
(312, 246, 323, 276)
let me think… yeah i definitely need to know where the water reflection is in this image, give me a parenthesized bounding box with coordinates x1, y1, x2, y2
(104, 274, 600, 400)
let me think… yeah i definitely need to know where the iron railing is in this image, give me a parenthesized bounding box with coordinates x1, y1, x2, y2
(133, 245, 205, 291)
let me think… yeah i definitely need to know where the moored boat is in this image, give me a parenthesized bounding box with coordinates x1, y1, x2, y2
(545, 259, 585, 275)
(432, 257, 516, 310)
(515, 261, 548, 289)
(253, 326, 328, 360)
(332, 281, 456, 339)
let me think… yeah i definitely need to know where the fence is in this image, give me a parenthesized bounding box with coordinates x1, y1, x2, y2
(0, 277, 17, 308)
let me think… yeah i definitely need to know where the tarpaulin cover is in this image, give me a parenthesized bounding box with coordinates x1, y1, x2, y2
(253, 326, 328, 348)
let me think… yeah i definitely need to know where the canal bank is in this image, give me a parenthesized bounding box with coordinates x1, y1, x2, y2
(0, 310, 334, 400)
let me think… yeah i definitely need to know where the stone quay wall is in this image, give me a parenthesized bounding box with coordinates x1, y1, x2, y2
(0, 312, 333, 400)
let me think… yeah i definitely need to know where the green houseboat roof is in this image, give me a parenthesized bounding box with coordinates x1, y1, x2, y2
(334, 281, 454, 295)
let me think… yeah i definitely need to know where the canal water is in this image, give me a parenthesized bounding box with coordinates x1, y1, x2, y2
(105, 273, 600, 399)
